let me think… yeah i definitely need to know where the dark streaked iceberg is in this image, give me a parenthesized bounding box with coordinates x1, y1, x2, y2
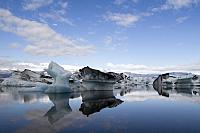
(153, 73, 169, 97)
(79, 66, 125, 82)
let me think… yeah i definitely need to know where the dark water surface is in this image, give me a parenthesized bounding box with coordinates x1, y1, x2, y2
(0, 85, 200, 133)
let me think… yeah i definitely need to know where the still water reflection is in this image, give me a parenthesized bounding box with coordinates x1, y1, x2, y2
(1, 84, 200, 133)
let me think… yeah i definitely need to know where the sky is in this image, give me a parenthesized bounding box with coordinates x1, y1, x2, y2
(0, 0, 200, 74)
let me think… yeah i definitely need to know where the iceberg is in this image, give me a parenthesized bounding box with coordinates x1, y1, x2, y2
(153, 73, 169, 97)
(79, 66, 125, 82)
(44, 61, 72, 87)
(44, 61, 73, 93)
(0, 69, 52, 87)
(1, 78, 43, 87)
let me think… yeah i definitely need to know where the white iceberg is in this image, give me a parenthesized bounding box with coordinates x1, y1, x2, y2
(12, 61, 73, 93)
(1, 78, 44, 87)
(0, 69, 52, 87)
(45, 61, 72, 87)
(44, 61, 73, 93)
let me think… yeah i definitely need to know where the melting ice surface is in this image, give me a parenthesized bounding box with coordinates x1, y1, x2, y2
(1, 83, 200, 133)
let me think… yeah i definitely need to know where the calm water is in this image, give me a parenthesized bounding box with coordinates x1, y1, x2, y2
(0, 85, 200, 133)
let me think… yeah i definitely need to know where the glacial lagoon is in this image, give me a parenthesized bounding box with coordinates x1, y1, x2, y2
(1, 84, 200, 133)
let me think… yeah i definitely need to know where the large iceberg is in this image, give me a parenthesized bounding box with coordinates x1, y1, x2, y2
(42, 61, 73, 93)
(79, 66, 125, 82)
(45, 61, 72, 87)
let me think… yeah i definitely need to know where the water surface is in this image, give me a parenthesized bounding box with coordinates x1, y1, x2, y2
(0, 85, 200, 133)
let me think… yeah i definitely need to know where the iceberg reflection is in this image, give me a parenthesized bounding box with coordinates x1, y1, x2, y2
(44, 93, 80, 124)
(79, 91, 123, 117)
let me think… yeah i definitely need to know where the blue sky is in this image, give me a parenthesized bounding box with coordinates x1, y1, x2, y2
(0, 0, 200, 73)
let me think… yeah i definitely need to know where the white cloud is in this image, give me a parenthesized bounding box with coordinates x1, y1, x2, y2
(104, 12, 140, 27)
(39, 12, 74, 26)
(176, 16, 189, 23)
(0, 57, 48, 71)
(106, 62, 200, 74)
(23, 0, 53, 10)
(165, 0, 199, 9)
(153, 0, 200, 11)
(0, 58, 16, 70)
(0, 8, 94, 56)
(38, 0, 74, 26)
